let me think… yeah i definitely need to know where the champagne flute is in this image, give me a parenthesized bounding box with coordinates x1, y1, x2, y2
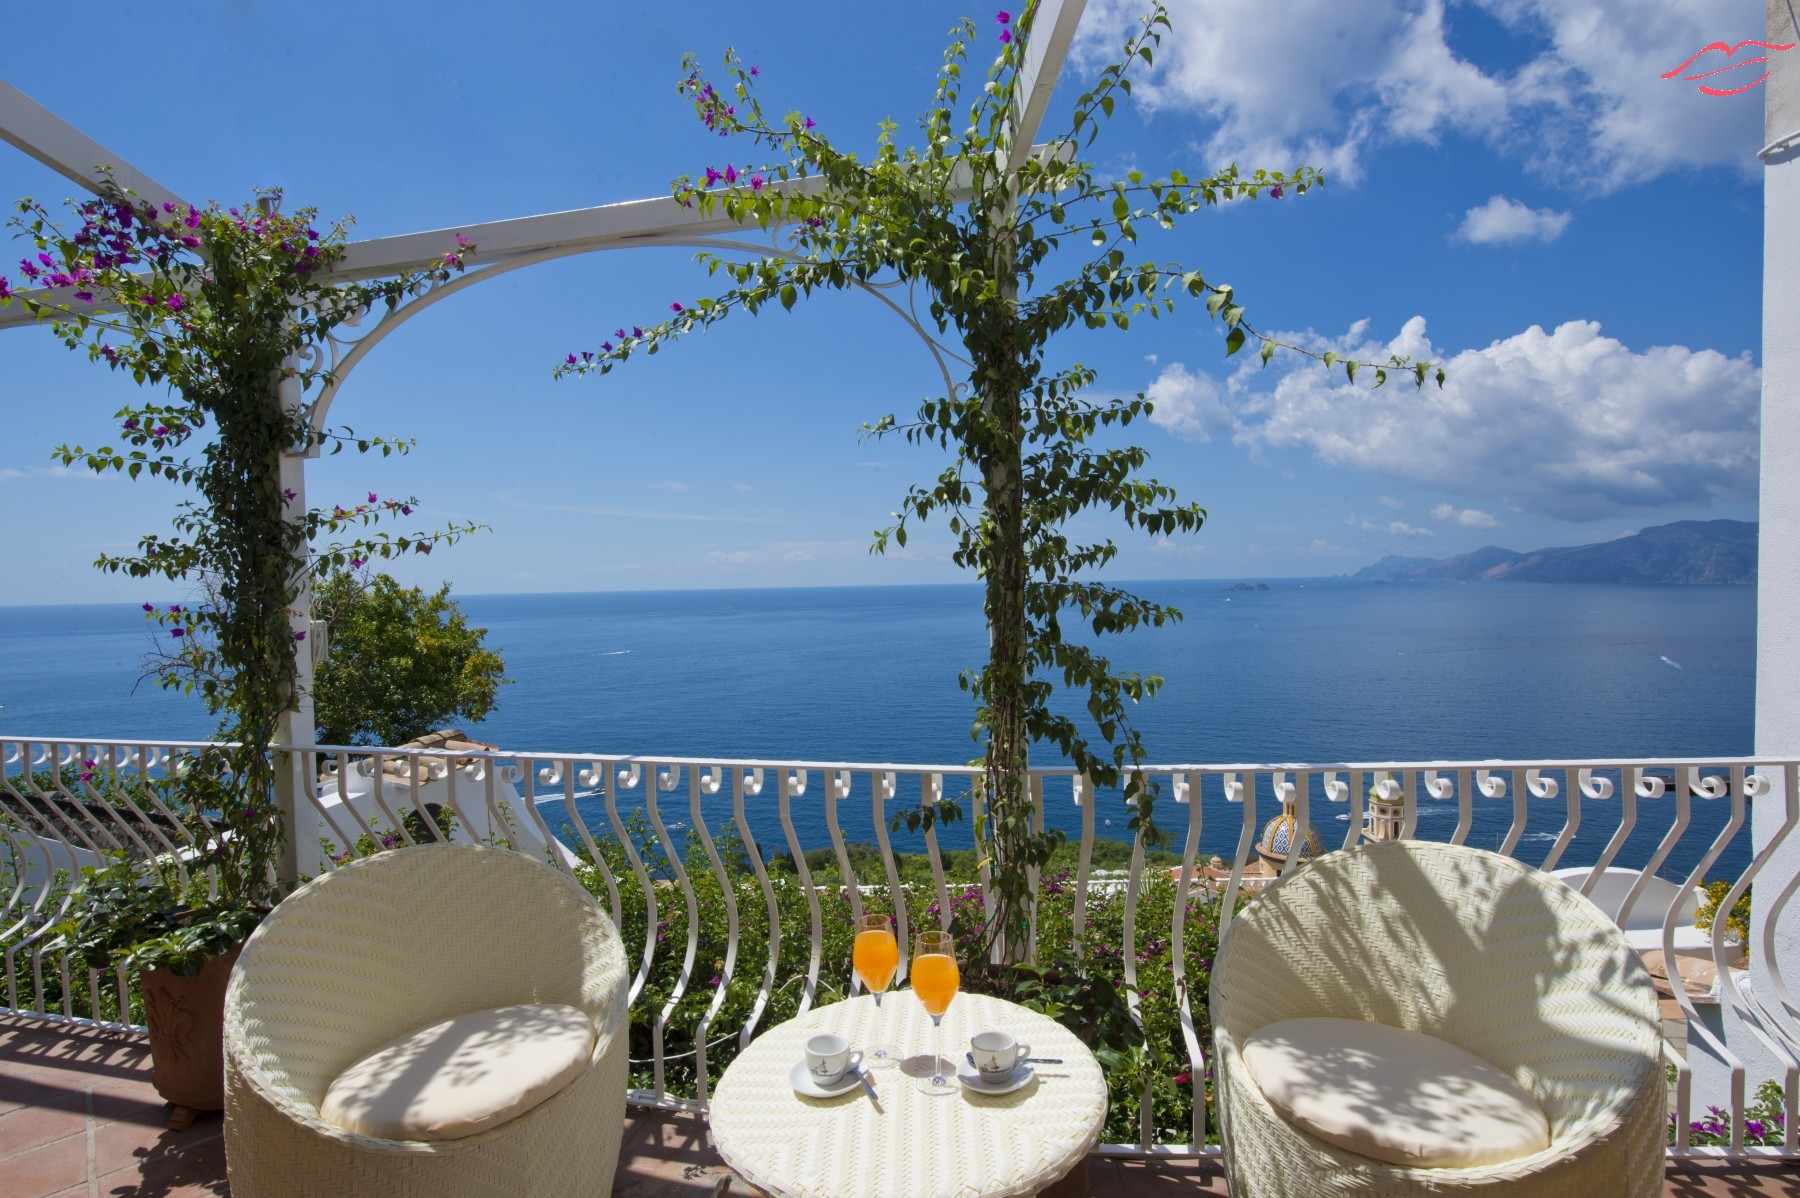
(853, 913, 901, 1067)
(910, 929, 959, 1096)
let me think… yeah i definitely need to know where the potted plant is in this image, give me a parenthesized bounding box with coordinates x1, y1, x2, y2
(55, 852, 263, 1128)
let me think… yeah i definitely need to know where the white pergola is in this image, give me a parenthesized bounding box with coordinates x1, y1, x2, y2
(0, 0, 1089, 878)
(6, 0, 1800, 1112)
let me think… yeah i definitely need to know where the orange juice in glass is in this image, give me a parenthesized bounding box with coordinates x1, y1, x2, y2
(911, 930, 959, 1095)
(854, 914, 900, 1066)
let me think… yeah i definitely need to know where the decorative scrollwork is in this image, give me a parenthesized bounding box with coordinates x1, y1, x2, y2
(1689, 768, 1730, 800)
(1526, 768, 1560, 800)
(1578, 769, 1614, 802)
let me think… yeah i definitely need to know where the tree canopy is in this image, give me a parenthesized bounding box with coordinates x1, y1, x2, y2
(312, 570, 508, 747)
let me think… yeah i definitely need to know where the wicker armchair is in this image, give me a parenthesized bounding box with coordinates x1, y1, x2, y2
(223, 844, 630, 1198)
(1211, 840, 1665, 1198)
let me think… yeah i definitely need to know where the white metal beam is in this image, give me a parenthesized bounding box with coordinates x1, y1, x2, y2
(0, 79, 190, 211)
(1010, 0, 1088, 170)
(2, 0, 1090, 324)
(327, 180, 832, 283)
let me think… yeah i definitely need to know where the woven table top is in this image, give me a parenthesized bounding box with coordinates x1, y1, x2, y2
(709, 992, 1108, 1198)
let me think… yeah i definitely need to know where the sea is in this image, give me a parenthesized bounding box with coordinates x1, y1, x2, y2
(0, 579, 1761, 883)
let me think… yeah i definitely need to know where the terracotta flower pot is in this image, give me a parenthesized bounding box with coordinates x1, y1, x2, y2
(139, 944, 243, 1120)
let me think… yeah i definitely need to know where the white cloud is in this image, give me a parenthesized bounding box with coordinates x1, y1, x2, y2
(1430, 503, 1503, 528)
(1377, 495, 1405, 510)
(1455, 196, 1571, 245)
(731, 481, 753, 494)
(1221, 316, 1759, 519)
(651, 480, 690, 491)
(1350, 515, 1437, 536)
(1073, 0, 1765, 190)
(1150, 536, 1210, 555)
(1145, 362, 1233, 442)
(707, 550, 754, 564)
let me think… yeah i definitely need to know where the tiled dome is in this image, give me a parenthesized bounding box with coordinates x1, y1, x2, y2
(1256, 805, 1323, 864)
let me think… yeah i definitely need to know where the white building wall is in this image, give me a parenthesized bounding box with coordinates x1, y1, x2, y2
(1714, 0, 1800, 1110)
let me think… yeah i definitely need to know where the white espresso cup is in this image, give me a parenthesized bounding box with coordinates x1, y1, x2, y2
(970, 1028, 1031, 1081)
(804, 1033, 863, 1085)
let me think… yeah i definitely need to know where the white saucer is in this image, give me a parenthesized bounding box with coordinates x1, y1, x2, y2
(790, 1060, 863, 1098)
(956, 1063, 1035, 1096)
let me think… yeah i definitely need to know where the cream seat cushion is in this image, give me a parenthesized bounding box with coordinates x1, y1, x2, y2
(1242, 1017, 1550, 1168)
(319, 1003, 597, 1141)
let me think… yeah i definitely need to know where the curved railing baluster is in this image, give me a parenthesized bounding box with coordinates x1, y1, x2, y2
(778, 768, 820, 1016)
(1072, 774, 1095, 958)
(825, 769, 860, 933)
(603, 761, 658, 1011)
(871, 771, 908, 982)
(1168, 772, 1205, 1150)
(689, 765, 735, 1103)
(733, 767, 780, 1048)
(923, 773, 953, 934)
(644, 764, 695, 1103)
(1217, 771, 1257, 939)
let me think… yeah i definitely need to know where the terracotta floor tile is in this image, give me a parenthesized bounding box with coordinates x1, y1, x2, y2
(0, 1135, 89, 1198)
(0, 1088, 90, 1156)
(0, 1073, 69, 1118)
(91, 1111, 221, 1180)
(1664, 1161, 1800, 1197)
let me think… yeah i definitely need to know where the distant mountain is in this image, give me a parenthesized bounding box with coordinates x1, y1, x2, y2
(1352, 554, 1439, 581)
(1355, 520, 1756, 585)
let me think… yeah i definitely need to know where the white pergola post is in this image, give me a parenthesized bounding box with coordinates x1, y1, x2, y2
(1749, 0, 1800, 1092)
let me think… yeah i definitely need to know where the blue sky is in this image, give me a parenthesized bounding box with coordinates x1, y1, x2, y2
(0, 0, 1772, 606)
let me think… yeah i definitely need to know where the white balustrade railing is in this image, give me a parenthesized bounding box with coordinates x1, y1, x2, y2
(4, 734, 1797, 1160)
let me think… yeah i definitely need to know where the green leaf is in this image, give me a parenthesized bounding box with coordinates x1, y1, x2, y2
(1225, 327, 1246, 356)
(1259, 340, 1276, 367)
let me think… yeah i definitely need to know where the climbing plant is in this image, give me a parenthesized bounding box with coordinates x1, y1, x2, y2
(3, 183, 481, 908)
(559, 0, 1442, 956)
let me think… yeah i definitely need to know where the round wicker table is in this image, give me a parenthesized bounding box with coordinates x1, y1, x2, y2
(709, 992, 1108, 1198)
